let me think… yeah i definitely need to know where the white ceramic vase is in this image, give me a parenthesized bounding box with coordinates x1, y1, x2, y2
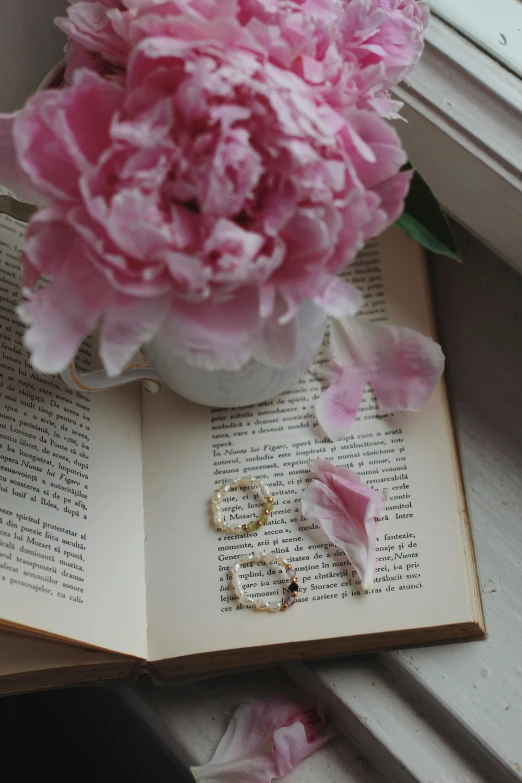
(60, 300, 326, 408)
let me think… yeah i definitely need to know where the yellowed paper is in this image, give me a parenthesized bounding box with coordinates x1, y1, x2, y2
(0, 208, 147, 658)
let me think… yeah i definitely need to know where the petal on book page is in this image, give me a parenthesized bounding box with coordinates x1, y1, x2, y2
(315, 370, 366, 441)
(190, 699, 335, 783)
(302, 460, 387, 590)
(315, 316, 445, 439)
(311, 277, 363, 318)
(330, 316, 445, 415)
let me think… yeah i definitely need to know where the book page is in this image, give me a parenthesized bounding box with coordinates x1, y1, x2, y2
(142, 228, 477, 663)
(0, 205, 147, 658)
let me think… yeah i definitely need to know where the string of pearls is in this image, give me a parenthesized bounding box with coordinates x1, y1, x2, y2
(230, 552, 299, 612)
(211, 475, 274, 534)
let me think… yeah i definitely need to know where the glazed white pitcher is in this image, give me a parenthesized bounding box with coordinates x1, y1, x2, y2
(60, 300, 326, 408)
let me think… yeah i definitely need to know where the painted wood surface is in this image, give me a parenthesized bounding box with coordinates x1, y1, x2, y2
(430, 0, 522, 77)
(122, 670, 383, 783)
(119, 225, 522, 781)
(395, 16, 522, 275)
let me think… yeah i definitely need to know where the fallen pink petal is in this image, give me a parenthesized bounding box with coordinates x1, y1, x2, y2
(190, 698, 335, 783)
(315, 316, 445, 440)
(302, 459, 388, 590)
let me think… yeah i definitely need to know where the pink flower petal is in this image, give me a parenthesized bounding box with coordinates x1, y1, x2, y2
(330, 317, 445, 414)
(371, 168, 412, 224)
(190, 698, 334, 783)
(159, 288, 261, 372)
(315, 370, 366, 442)
(110, 96, 174, 147)
(100, 293, 170, 377)
(274, 711, 331, 778)
(103, 188, 173, 261)
(57, 69, 124, 166)
(315, 317, 444, 439)
(14, 205, 120, 373)
(13, 72, 123, 202)
(259, 284, 276, 319)
(302, 459, 387, 589)
(62, 39, 110, 84)
(18, 204, 76, 279)
(312, 277, 363, 318)
(324, 192, 379, 275)
(346, 110, 407, 189)
(0, 114, 47, 205)
(311, 459, 381, 525)
(203, 127, 263, 219)
(252, 297, 298, 367)
(204, 219, 265, 284)
(14, 99, 81, 201)
(18, 240, 110, 373)
(55, 1, 129, 67)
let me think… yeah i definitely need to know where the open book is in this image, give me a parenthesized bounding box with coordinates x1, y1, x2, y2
(0, 206, 485, 695)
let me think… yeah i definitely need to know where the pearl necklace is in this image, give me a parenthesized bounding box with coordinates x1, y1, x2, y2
(230, 552, 299, 612)
(211, 475, 274, 534)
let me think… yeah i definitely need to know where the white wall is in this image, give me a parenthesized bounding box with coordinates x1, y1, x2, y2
(0, 1, 68, 111)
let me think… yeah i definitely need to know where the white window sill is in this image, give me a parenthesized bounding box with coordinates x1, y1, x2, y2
(429, 0, 522, 77)
(394, 15, 522, 274)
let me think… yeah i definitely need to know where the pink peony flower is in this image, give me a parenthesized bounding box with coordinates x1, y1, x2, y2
(57, 0, 428, 117)
(2, 12, 412, 376)
(56, 0, 240, 81)
(302, 459, 388, 589)
(190, 698, 335, 782)
(236, 0, 429, 117)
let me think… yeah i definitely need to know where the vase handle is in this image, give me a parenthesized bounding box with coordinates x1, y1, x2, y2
(60, 352, 163, 394)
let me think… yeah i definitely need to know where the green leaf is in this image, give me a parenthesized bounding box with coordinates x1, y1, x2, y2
(394, 169, 461, 261)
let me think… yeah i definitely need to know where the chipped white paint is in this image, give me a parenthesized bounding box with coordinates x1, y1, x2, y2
(119, 227, 522, 782)
(482, 580, 498, 595)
